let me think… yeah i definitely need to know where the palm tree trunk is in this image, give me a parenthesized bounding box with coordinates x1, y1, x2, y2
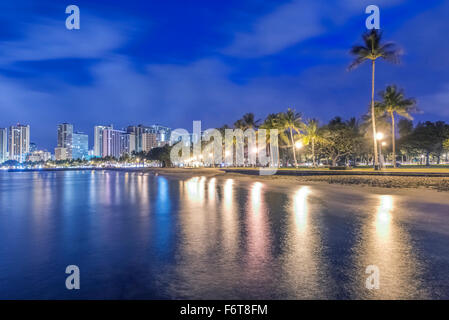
(289, 127, 297, 167)
(390, 111, 396, 168)
(371, 60, 379, 169)
(312, 138, 316, 167)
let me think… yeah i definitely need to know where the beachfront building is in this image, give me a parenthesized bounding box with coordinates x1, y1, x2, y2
(72, 132, 89, 160)
(55, 147, 68, 161)
(93, 125, 113, 157)
(8, 124, 30, 163)
(101, 128, 134, 159)
(57, 123, 73, 160)
(142, 132, 157, 152)
(0, 128, 7, 163)
(151, 124, 171, 147)
(127, 124, 171, 152)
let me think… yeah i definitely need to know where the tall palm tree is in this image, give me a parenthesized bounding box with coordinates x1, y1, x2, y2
(376, 85, 416, 167)
(349, 29, 400, 169)
(260, 113, 280, 145)
(278, 108, 302, 167)
(233, 112, 260, 130)
(301, 119, 325, 167)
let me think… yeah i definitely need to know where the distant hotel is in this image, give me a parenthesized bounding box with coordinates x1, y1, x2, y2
(8, 124, 30, 163)
(55, 123, 88, 160)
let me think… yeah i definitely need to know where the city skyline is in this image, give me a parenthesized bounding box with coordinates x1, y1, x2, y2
(1, 1, 449, 151)
(0, 121, 172, 163)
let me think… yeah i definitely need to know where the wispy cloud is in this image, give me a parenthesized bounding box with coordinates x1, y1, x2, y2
(0, 14, 134, 64)
(224, 0, 405, 58)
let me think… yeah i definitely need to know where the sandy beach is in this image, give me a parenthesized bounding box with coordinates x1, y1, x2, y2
(140, 167, 449, 237)
(140, 167, 449, 193)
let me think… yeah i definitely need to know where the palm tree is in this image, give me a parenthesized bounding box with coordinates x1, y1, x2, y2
(376, 85, 416, 167)
(260, 113, 281, 145)
(301, 119, 325, 167)
(259, 113, 282, 164)
(278, 108, 302, 167)
(349, 29, 400, 169)
(233, 113, 260, 130)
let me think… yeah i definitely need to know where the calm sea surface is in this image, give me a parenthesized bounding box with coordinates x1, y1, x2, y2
(0, 170, 448, 299)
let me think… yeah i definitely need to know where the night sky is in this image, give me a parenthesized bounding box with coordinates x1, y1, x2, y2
(0, 0, 448, 151)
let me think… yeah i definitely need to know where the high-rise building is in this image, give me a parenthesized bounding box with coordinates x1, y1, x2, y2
(8, 124, 30, 163)
(127, 125, 150, 152)
(102, 128, 127, 158)
(151, 124, 172, 146)
(0, 128, 7, 163)
(142, 132, 157, 152)
(72, 132, 89, 160)
(55, 147, 68, 161)
(119, 133, 136, 156)
(128, 133, 136, 154)
(57, 123, 73, 159)
(127, 124, 171, 151)
(94, 125, 113, 157)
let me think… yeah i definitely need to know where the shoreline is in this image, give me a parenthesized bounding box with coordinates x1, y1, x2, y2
(144, 168, 449, 193)
(4, 167, 449, 192)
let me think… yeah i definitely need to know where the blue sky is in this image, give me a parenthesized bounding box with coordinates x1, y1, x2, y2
(0, 0, 448, 150)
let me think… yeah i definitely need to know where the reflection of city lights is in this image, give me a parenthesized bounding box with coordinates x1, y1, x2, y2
(380, 195, 393, 211)
(293, 186, 310, 230)
(185, 177, 205, 203)
(208, 178, 216, 202)
(378, 211, 391, 223)
(224, 179, 234, 212)
(375, 195, 393, 238)
(251, 182, 263, 210)
(225, 179, 233, 194)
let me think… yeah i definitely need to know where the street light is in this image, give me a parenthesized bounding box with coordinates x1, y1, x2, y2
(295, 141, 303, 149)
(376, 132, 384, 140)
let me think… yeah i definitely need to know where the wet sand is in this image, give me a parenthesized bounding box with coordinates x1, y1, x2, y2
(150, 168, 449, 240)
(141, 167, 449, 192)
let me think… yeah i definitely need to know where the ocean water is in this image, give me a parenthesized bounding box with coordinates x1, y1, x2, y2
(0, 170, 448, 299)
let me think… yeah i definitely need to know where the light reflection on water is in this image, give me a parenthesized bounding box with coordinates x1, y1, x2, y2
(279, 186, 329, 298)
(353, 195, 428, 299)
(0, 171, 448, 299)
